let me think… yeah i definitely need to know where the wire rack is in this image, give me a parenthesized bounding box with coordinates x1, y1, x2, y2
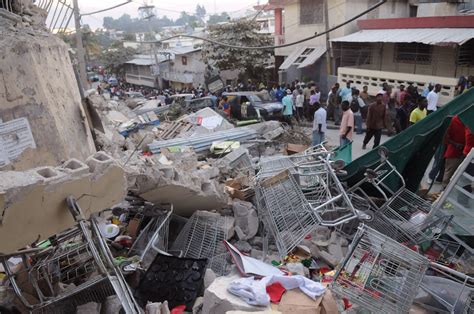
(171, 211, 230, 276)
(331, 225, 430, 314)
(0, 197, 141, 314)
(255, 170, 320, 257)
(367, 189, 451, 245)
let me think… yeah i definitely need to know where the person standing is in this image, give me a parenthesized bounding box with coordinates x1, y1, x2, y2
(339, 101, 354, 147)
(276, 86, 284, 102)
(326, 85, 338, 121)
(362, 92, 387, 150)
(295, 89, 304, 122)
(282, 89, 294, 127)
(348, 89, 366, 135)
(360, 85, 370, 120)
(427, 84, 441, 114)
(339, 81, 352, 102)
(442, 115, 466, 188)
(409, 97, 428, 125)
(312, 102, 327, 146)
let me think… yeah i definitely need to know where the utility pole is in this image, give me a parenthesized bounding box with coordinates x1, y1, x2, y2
(73, 0, 88, 90)
(139, 4, 161, 88)
(324, 0, 332, 77)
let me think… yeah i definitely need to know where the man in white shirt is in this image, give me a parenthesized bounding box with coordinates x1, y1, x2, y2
(312, 102, 327, 146)
(426, 84, 441, 114)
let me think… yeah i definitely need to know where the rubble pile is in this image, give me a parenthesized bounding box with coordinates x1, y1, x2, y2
(1, 91, 472, 314)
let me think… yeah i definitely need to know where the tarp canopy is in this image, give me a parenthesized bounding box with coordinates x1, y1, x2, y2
(279, 46, 326, 70)
(331, 28, 474, 46)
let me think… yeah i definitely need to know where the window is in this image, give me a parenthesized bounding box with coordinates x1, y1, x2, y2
(457, 39, 474, 67)
(394, 43, 432, 64)
(294, 48, 315, 65)
(181, 56, 187, 65)
(409, 5, 418, 18)
(300, 0, 323, 25)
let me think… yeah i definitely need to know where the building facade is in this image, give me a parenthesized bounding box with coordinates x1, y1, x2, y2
(265, 0, 473, 100)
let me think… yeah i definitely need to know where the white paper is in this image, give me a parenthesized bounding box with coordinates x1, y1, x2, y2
(225, 241, 284, 277)
(201, 116, 223, 130)
(0, 117, 36, 167)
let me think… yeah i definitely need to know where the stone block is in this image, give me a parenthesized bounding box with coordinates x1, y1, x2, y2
(203, 275, 271, 314)
(86, 151, 115, 173)
(58, 158, 90, 176)
(34, 166, 67, 183)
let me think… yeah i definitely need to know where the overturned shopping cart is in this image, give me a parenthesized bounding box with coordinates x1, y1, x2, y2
(0, 196, 142, 314)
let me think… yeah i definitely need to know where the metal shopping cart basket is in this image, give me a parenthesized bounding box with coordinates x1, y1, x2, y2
(0, 196, 141, 314)
(331, 224, 430, 313)
(348, 147, 452, 246)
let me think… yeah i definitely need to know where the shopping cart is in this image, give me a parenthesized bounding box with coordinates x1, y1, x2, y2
(170, 211, 231, 276)
(332, 225, 473, 314)
(348, 147, 452, 246)
(331, 225, 431, 313)
(128, 207, 173, 269)
(0, 196, 142, 314)
(255, 169, 320, 257)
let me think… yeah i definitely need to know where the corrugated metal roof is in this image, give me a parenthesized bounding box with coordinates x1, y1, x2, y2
(125, 59, 156, 66)
(330, 28, 474, 46)
(298, 46, 326, 68)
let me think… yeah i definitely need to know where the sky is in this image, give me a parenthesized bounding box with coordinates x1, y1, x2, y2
(80, 0, 259, 29)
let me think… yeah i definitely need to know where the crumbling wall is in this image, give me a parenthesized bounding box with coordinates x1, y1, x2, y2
(0, 24, 95, 170)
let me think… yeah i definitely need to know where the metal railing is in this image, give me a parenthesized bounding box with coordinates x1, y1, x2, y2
(36, 0, 74, 33)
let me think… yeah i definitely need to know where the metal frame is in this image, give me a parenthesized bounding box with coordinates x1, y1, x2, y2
(331, 225, 430, 313)
(0, 196, 141, 313)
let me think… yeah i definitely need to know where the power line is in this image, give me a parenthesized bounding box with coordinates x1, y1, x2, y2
(81, 1, 132, 16)
(157, 0, 387, 50)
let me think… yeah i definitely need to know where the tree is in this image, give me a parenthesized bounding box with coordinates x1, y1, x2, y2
(195, 4, 206, 21)
(175, 11, 198, 27)
(101, 47, 137, 75)
(202, 19, 273, 82)
(208, 12, 229, 25)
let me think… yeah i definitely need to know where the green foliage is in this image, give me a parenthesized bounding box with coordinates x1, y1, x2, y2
(100, 47, 137, 75)
(202, 19, 273, 82)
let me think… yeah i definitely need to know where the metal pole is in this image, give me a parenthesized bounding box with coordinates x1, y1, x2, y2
(324, 0, 332, 76)
(72, 0, 88, 90)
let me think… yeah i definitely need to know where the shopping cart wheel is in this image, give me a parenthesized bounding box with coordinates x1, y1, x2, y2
(331, 159, 345, 170)
(355, 210, 374, 222)
(365, 169, 378, 180)
(377, 146, 389, 161)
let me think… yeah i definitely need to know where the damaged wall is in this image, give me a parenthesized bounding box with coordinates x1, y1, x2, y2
(0, 23, 96, 170)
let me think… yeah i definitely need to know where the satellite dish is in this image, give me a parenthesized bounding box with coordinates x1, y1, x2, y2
(155, 34, 161, 41)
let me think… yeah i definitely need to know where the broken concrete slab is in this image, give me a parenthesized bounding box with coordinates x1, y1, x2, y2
(232, 200, 259, 240)
(203, 274, 272, 314)
(0, 154, 127, 253)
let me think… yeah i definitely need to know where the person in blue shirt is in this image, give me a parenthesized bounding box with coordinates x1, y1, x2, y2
(282, 89, 294, 128)
(338, 81, 352, 102)
(209, 92, 218, 109)
(276, 85, 285, 102)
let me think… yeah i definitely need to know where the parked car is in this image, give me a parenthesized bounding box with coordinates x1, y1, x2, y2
(185, 97, 213, 112)
(222, 92, 284, 121)
(107, 77, 118, 86)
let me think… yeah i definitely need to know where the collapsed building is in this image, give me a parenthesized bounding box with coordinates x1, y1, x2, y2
(1, 2, 474, 314)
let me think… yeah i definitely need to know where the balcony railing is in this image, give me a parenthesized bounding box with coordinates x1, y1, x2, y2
(337, 67, 458, 105)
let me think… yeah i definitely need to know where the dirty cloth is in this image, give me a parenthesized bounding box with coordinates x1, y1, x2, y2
(227, 275, 326, 306)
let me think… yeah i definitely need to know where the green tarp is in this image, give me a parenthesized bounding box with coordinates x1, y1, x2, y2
(343, 88, 474, 192)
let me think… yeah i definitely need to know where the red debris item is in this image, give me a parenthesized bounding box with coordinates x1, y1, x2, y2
(266, 281, 286, 303)
(319, 267, 331, 274)
(343, 298, 352, 309)
(170, 305, 186, 314)
(143, 151, 153, 156)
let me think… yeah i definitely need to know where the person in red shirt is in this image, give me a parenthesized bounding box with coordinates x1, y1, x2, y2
(442, 115, 467, 187)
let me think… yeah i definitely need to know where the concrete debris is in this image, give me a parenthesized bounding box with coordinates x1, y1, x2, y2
(0, 152, 126, 253)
